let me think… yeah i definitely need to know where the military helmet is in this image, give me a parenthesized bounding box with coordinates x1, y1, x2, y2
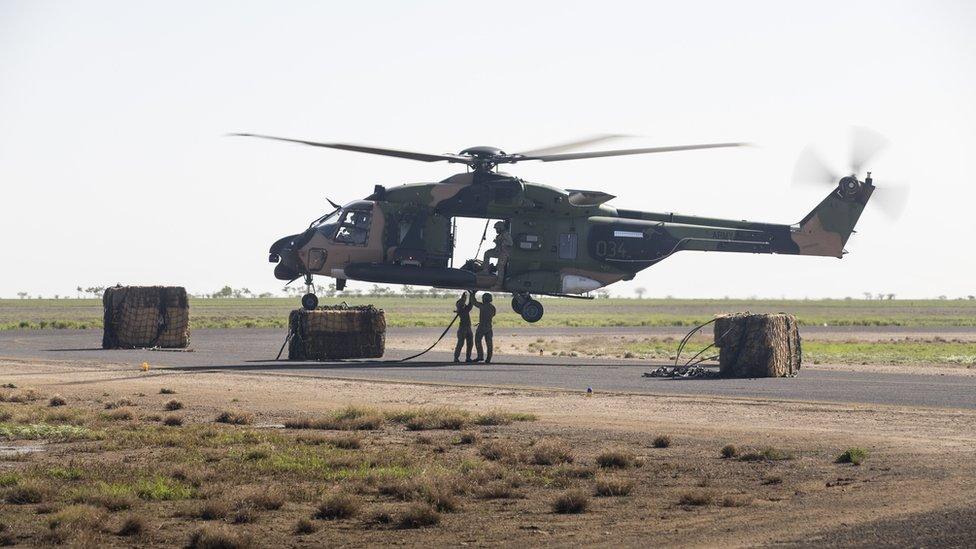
(482, 292, 493, 302)
(494, 220, 506, 231)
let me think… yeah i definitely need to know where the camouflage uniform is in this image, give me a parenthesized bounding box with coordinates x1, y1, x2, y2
(482, 221, 513, 280)
(453, 293, 473, 362)
(470, 291, 496, 363)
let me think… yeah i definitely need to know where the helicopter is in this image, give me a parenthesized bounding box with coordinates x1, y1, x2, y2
(237, 130, 895, 323)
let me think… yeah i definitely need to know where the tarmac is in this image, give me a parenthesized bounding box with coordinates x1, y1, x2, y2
(1, 327, 974, 410)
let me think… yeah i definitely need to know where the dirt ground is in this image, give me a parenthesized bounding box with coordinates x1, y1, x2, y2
(2, 356, 975, 547)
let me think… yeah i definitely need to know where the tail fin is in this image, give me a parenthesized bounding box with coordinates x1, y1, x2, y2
(791, 176, 874, 258)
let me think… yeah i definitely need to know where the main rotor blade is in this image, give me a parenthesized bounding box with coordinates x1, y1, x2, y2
(515, 134, 632, 157)
(792, 145, 839, 187)
(850, 126, 889, 175)
(519, 142, 749, 163)
(230, 133, 468, 164)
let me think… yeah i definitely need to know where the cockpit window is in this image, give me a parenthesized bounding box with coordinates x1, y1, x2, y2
(334, 209, 371, 246)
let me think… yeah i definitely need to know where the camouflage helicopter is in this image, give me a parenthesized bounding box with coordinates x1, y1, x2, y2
(237, 130, 896, 323)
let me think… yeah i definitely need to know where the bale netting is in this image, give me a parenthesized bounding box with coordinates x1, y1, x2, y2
(102, 286, 190, 349)
(713, 313, 801, 378)
(288, 305, 386, 360)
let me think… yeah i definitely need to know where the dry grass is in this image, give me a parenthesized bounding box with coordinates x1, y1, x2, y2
(191, 500, 231, 520)
(163, 415, 184, 427)
(739, 447, 794, 462)
(187, 525, 251, 549)
(397, 503, 440, 528)
(315, 492, 361, 520)
(476, 481, 521, 500)
(679, 491, 714, 506)
(159, 388, 176, 394)
(479, 439, 520, 462)
(104, 409, 134, 421)
(596, 448, 636, 469)
(720, 495, 751, 507)
(472, 410, 538, 426)
(46, 504, 107, 542)
(293, 517, 318, 535)
(652, 435, 672, 448)
(48, 394, 66, 407)
(594, 476, 635, 497)
(286, 407, 382, 431)
(240, 487, 285, 511)
(116, 514, 147, 536)
(104, 397, 135, 410)
(330, 434, 363, 450)
(531, 440, 574, 465)
(215, 410, 254, 425)
(552, 489, 589, 513)
(4, 480, 50, 504)
(721, 444, 738, 459)
(456, 431, 479, 445)
(165, 399, 183, 411)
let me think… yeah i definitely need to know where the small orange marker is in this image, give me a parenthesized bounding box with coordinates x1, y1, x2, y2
(140, 362, 150, 371)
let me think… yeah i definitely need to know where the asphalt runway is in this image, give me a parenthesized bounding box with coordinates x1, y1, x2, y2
(2, 328, 974, 410)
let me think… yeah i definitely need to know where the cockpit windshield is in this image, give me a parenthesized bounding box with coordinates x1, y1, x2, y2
(310, 209, 340, 229)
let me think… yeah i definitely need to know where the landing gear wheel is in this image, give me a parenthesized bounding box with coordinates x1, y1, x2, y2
(511, 297, 523, 314)
(301, 293, 319, 310)
(519, 299, 544, 323)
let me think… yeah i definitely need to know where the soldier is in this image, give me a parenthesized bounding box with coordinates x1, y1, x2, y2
(482, 220, 513, 279)
(453, 292, 473, 363)
(470, 290, 496, 363)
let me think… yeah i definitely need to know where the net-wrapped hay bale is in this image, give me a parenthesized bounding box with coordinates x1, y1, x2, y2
(288, 305, 386, 360)
(102, 286, 190, 349)
(714, 313, 801, 378)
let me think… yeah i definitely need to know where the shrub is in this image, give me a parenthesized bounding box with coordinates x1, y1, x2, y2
(241, 488, 284, 511)
(679, 491, 714, 506)
(762, 475, 783, 485)
(47, 504, 106, 535)
(594, 476, 634, 497)
(104, 397, 134, 410)
(104, 409, 134, 421)
(194, 500, 230, 520)
(314, 493, 360, 520)
(0, 473, 20, 487)
(720, 445, 738, 459)
(473, 410, 537, 426)
(416, 477, 461, 512)
(4, 480, 49, 504)
(48, 395, 66, 407)
(457, 431, 479, 445)
(836, 447, 868, 465)
(552, 489, 589, 513)
(293, 518, 317, 535)
(397, 503, 440, 528)
(215, 410, 254, 425)
(479, 439, 519, 462)
(404, 409, 470, 431)
(117, 514, 147, 536)
(531, 440, 574, 465)
(652, 435, 672, 448)
(286, 407, 382, 431)
(720, 495, 751, 507)
(159, 388, 176, 394)
(596, 449, 636, 469)
(187, 525, 250, 549)
(163, 415, 183, 427)
(476, 481, 520, 500)
(135, 476, 193, 501)
(71, 483, 137, 511)
(330, 434, 362, 450)
(164, 400, 183, 411)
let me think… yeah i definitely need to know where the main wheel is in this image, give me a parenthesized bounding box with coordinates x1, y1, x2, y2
(511, 297, 523, 314)
(519, 299, 544, 323)
(301, 293, 319, 310)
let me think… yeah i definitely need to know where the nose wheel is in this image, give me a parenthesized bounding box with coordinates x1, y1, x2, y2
(511, 292, 544, 323)
(301, 274, 318, 310)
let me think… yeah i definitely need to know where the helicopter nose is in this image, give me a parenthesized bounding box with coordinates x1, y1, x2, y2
(269, 232, 306, 281)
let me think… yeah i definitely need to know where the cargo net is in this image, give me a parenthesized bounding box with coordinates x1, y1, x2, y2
(645, 313, 801, 379)
(102, 286, 190, 349)
(287, 304, 386, 360)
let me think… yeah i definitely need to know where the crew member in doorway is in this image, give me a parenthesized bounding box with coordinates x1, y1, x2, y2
(453, 292, 473, 363)
(482, 221, 513, 279)
(470, 290, 496, 363)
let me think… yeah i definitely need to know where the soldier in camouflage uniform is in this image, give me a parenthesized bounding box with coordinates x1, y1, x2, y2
(470, 290, 496, 363)
(453, 292, 474, 363)
(482, 220, 513, 280)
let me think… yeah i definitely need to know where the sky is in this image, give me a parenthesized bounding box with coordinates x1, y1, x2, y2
(1, 0, 974, 299)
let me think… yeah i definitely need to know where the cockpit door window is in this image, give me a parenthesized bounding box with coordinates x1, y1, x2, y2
(334, 209, 372, 246)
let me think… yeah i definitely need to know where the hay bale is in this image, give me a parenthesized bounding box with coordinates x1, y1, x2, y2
(102, 286, 189, 349)
(288, 305, 386, 360)
(713, 313, 800, 378)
